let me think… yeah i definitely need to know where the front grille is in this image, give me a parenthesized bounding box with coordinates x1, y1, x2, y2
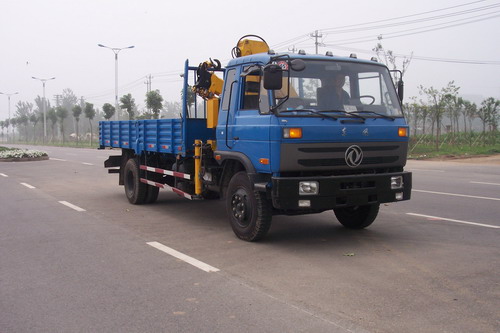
(280, 142, 408, 172)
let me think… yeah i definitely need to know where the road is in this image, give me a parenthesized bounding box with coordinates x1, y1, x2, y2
(1, 145, 499, 333)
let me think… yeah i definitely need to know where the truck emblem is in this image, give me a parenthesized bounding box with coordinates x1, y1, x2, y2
(342, 127, 347, 136)
(345, 145, 363, 168)
(363, 128, 369, 136)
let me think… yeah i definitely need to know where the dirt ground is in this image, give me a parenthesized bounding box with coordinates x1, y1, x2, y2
(422, 154, 500, 165)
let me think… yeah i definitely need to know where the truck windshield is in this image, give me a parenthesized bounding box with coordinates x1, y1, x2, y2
(268, 60, 404, 118)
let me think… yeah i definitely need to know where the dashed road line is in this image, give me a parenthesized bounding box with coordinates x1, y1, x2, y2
(413, 189, 500, 201)
(58, 201, 86, 212)
(407, 213, 500, 229)
(0, 173, 8, 177)
(50, 158, 67, 162)
(20, 183, 36, 189)
(470, 181, 500, 186)
(147, 241, 220, 273)
(82, 162, 94, 166)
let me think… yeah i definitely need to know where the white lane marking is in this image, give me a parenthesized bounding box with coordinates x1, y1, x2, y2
(58, 201, 86, 212)
(147, 241, 220, 273)
(50, 158, 67, 162)
(413, 189, 500, 201)
(407, 213, 500, 229)
(0, 173, 8, 177)
(408, 168, 445, 173)
(470, 181, 500, 186)
(82, 162, 94, 166)
(20, 183, 36, 189)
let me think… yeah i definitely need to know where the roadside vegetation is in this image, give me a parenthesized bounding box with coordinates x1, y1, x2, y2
(0, 146, 48, 159)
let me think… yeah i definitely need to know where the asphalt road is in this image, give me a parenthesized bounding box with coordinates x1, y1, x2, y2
(1, 144, 499, 333)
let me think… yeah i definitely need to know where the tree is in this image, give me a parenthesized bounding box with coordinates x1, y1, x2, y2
(72, 105, 83, 144)
(181, 86, 196, 116)
(47, 107, 58, 142)
(146, 90, 163, 119)
(29, 112, 40, 142)
(0, 120, 5, 140)
(102, 103, 115, 120)
(163, 101, 182, 118)
(373, 39, 413, 82)
(120, 94, 136, 120)
(56, 106, 69, 143)
(477, 97, 500, 144)
(15, 101, 33, 141)
(10, 117, 18, 141)
(61, 89, 78, 110)
(462, 100, 476, 136)
(419, 81, 459, 149)
(84, 102, 96, 145)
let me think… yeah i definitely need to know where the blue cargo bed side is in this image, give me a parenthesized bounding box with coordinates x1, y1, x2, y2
(99, 118, 215, 157)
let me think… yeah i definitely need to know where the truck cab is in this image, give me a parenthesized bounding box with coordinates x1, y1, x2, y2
(214, 51, 411, 239)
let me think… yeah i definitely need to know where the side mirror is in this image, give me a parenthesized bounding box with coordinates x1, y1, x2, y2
(397, 80, 404, 102)
(263, 64, 283, 90)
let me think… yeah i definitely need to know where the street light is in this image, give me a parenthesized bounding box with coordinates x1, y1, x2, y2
(98, 44, 135, 120)
(0, 91, 19, 142)
(32, 76, 56, 143)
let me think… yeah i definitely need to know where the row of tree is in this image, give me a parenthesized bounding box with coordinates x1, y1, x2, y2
(0, 88, 186, 145)
(403, 81, 499, 148)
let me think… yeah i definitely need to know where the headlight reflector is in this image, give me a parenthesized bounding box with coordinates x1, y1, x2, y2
(299, 181, 319, 195)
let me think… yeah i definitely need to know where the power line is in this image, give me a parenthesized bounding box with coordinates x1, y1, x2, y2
(271, 1, 499, 51)
(324, 10, 500, 45)
(320, 0, 493, 33)
(324, 44, 500, 65)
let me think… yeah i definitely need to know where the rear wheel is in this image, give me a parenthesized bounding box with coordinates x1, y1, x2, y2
(145, 185, 159, 204)
(334, 204, 379, 229)
(226, 171, 272, 241)
(124, 158, 148, 204)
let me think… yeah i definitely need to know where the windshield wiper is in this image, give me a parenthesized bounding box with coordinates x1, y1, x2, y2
(320, 110, 366, 120)
(350, 110, 395, 120)
(278, 109, 340, 121)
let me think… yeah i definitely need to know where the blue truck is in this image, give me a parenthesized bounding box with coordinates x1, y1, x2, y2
(100, 36, 412, 241)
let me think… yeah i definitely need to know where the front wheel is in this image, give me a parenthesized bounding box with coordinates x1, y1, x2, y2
(226, 171, 272, 241)
(334, 204, 379, 229)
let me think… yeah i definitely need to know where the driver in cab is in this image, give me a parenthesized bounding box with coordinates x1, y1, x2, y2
(317, 72, 350, 110)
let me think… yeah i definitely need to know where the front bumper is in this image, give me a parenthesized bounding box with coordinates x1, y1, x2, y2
(271, 171, 412, 210)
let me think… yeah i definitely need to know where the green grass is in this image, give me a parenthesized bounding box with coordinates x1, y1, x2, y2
(409, 144, 500, 159)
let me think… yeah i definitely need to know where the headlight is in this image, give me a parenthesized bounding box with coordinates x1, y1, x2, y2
(299, 181, 319, 195)
(391, 176, 403, 189)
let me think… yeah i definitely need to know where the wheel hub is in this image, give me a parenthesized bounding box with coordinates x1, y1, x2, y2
(231, 193, 248, 223)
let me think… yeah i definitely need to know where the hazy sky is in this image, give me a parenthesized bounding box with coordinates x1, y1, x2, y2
(1, 0, 499, 120)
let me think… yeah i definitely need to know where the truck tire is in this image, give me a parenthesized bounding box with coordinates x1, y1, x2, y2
(334, 204, 379, 229)
(226, 171, 272, 241)
(124, 158, 147, 204)
(145, 185, 159, 204)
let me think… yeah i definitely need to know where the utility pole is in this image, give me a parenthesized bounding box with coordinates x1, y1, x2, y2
(144, 74, 152, 94)
(32, 76, 55, 143)
(288, 45, 297, 53)
(145, 74, 152, 113)
(310, 30, 323, 54)
(54, 94, 62, 107)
